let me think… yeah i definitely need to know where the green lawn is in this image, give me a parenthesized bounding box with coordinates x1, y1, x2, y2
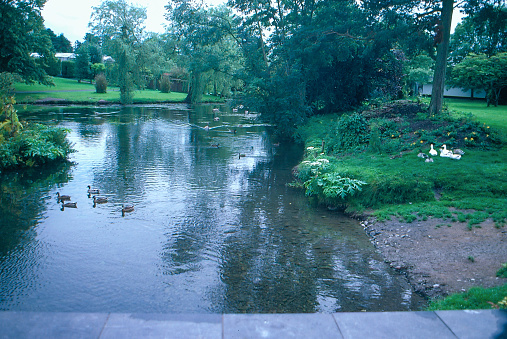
(13, 76, 222, 104)
(15, 77, 96, 92)
(444, 98, 507, 136)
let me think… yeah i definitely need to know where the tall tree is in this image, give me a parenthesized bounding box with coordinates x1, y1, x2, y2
(0, 0, 53, 85)
(449, 2, 507, 64)
(450, 52, 507, 106)
(46, 29, 73, 53)
(75, 44, 92, 83)
(166, 1, 242, 103)
(361, 0, 455, 115)
(89, 0, 147, 104)
(228, 0, 407, 138)
(428, 0, 454, 116)
(137, 33, 175, 90)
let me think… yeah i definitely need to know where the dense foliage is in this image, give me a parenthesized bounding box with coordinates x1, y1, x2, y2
(0, 0, 54, 85)
(0, 122, 74, 170)
(89, 0, 147, 104)
(0, 74, 74, 170)
(450, 52, 507, 107)
(46, 28, 73, 53)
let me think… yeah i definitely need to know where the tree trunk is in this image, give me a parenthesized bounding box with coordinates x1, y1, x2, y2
(428, 0, 454, 116)
(185, 72, 204, 104)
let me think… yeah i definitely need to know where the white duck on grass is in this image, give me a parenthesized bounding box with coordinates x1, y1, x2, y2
(440, 144, 461, 160)
(429, 144, 438, 156)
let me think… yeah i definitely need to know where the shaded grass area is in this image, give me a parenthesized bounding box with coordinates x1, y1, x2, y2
(13, 77, 223, 104)
(426, 283, 507, 310)
(293, 99, 507, 227)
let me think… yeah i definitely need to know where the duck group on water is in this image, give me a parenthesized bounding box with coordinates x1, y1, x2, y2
(58, 185, 134, 216)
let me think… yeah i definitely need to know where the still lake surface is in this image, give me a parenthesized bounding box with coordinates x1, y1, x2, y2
(0, 104, 425, 313)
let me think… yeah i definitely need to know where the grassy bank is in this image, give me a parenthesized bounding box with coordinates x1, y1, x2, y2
(14, 77, 223, 104)
(293, 99, 507, 228)
(427, 283, 507, 310)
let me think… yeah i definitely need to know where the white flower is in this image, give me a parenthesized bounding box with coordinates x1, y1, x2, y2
(306, 146, 315, 150)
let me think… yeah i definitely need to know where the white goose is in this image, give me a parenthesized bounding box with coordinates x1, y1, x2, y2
(429, 144, 438, 156)
(440, 144, 453, 157)
(440, 144, 461, 160)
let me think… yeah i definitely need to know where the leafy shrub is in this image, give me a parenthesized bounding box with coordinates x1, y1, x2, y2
(0, 123, 74, 170)
(368, 127, 382, 153)
(296, 158, 367, 205)
(305, 172, 367, 202)
(95, 73, 107, 93)
(334, 113, 370, 152)
(159, 74, 171, 93)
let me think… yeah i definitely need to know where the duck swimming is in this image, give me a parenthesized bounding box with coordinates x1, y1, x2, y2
(93, 196, 108, 204)
(87, 185, 100, 194)
(61, 202, 77, 210)
(122, 204, 135, 216)
(56, 192, 71, 202)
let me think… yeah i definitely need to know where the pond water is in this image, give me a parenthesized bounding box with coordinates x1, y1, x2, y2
(0, 104, 426, 313)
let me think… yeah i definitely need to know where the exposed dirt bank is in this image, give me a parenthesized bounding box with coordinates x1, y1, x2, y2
(360, 216, 507, 300)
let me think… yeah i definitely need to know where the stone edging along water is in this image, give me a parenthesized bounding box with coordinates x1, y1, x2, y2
(0, 309, 505, 338)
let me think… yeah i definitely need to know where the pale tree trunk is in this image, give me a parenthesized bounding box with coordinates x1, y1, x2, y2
(429, 0, 454, 116)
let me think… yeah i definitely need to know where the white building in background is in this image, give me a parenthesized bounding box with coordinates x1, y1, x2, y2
(421, 84, 486, 99)
(55, 53, 76, 61)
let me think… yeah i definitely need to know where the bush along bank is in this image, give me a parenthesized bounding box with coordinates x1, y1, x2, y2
(292, 100, 506, 228)
(1, 96, 74, 171)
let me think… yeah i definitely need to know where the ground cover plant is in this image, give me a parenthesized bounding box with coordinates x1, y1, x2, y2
(426, 283, 507, 310)
(293, 99, 507, 227)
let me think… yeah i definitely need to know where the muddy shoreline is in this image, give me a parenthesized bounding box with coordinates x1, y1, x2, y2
(359, 216, 507, 300)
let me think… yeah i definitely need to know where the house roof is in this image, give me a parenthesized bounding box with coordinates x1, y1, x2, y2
(55, 53, 76, 59)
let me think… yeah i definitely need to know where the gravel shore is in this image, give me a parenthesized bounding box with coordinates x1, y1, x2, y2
(360, 216, 507, 300)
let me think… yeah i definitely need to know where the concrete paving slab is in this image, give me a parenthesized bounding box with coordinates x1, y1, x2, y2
(223, 313, 342, 339)
(0, 311, 108, 339)
(436, 309, 507, 339)
(100, 313, 222, 339)
(333, 311, 457, 339)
